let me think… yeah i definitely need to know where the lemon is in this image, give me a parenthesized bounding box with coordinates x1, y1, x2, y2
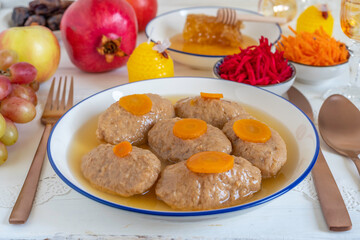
(296, 5, 334, 36)
(127, 41, 174, 82)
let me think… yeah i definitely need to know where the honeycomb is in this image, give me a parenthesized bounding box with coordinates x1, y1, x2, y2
(183, 14, 243, 48)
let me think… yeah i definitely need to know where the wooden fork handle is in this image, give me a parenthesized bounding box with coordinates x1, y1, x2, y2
(312, 149, 352, 231)
(9, 123, 52, 224)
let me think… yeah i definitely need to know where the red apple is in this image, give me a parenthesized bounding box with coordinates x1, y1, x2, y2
(0, 26, 60, 83)
(60, 0, 138, 73)
(126, 0, 158, 32)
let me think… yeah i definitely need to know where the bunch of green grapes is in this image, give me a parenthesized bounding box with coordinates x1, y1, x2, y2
(0, 49, 39, 165)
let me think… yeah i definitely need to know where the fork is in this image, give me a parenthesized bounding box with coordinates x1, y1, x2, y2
(9, 76, 74, 224)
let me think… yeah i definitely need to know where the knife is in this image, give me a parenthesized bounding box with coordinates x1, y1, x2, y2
(287, 87, 352, 231)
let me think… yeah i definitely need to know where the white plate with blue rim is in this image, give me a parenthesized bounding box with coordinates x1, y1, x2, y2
(48, 77, 318, 221)
(145, 6, 282, 70)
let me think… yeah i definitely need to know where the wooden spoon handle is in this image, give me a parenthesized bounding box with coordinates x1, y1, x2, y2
(236, 14, 287, 24)
(351, 157, 360, 176)
(9, 124, 52, 224)
(216, 8, 287, 25)
(312, 149, 352, 231)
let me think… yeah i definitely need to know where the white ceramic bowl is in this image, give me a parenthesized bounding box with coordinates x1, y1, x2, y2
(48, 77, 318, 220)
(145, 7, 282, 69)
(213, 59, 296, 96)
(290, 60, 349, 85)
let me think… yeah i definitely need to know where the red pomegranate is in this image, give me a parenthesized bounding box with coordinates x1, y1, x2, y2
(60, 0, 138, 72)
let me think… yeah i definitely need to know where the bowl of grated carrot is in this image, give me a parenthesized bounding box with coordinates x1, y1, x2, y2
(213, 37, 296, 96)
(276, 27, 350, 85)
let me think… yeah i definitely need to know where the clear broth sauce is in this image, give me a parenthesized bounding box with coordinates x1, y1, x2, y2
(170, 33, 258, 56)
(68, 96, 299, 211)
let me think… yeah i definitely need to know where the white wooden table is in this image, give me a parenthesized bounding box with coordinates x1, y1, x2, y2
(0, 0, 359, 239)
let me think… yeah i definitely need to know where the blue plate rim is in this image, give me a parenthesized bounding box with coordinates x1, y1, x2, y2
(145, 6, 282, 58)
(47, 76, 319, 217)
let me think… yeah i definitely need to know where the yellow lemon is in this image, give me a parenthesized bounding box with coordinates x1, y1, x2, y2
(296, 5, 334, 36)
(127, 41, 174, 82)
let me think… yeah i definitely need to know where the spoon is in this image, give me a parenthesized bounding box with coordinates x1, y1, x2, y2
(216, 8, 287, 25)
(318, 94, 360, 175)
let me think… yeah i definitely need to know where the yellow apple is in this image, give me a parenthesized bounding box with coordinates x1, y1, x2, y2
(0, 26, 60, 83)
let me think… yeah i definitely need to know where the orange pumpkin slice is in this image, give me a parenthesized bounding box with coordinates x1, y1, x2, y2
(233, 119, 271, 143)
(113, 141, 132, 158)
(119, 94, 152, 115)
(173, 118, 207, 140)
(186, 151, 234, 173)
(200, 92, 224, 99)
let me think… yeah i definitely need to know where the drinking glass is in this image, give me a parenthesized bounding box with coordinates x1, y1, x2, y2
(258, 0, 298, 23)
(324, 0, 360, 104)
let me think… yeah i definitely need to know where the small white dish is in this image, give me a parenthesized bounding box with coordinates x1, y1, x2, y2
(48, 77, 318, 220)
(290, 61, 349, 85)
(213, 59, 296, 96)
(145, 7, 282, 70)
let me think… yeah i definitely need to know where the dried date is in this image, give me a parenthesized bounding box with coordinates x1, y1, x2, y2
(24, 15, 46, 26)
(59, 1, 73, 13)
(47, 14, 62, 31)
(11, 0, 72, 31)
(29, 0, 61, 15)
(11, 7, 32, 26)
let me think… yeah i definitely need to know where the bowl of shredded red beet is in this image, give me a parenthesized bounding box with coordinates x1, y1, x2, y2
(213, 37, 296, 96)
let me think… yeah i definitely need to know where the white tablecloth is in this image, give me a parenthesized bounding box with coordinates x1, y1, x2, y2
(0, 0, 359, 239)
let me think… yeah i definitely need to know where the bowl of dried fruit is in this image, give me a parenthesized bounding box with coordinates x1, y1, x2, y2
(145, 6, 282, 70)
(8, 0, 73, 40)
(213, 37, 296, 96)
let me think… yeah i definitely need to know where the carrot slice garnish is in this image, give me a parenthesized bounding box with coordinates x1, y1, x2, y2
(113, 141, 132, 158)
(233, 119, 271, 143)
(119, 94, 152, 116)
(173, 118, 207, 140)
(186, 151, 234, 173)
(200, 92, 224, 99)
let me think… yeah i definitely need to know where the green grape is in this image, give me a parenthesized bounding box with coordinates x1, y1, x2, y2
(0, 118, 18, 146)
(0, 49, 18, 71)
(0, 142, 8, 166)
(0, 113, 6, 138)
